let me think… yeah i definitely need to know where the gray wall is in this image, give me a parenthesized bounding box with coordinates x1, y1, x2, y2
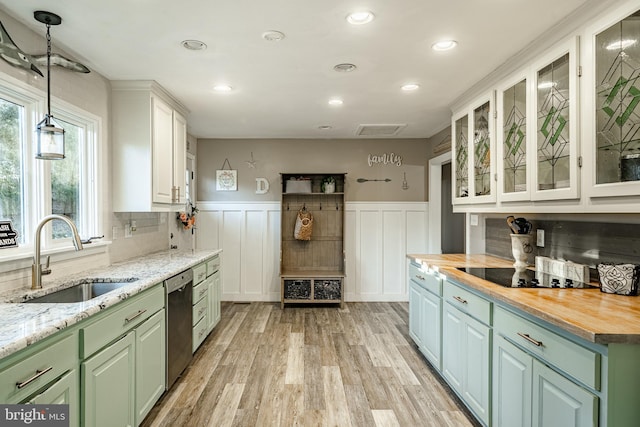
(197, 138, 429, 202)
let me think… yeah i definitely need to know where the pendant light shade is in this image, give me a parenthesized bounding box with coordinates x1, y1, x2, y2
(36, 115, 65, 159)
(34, 11, 64, 160)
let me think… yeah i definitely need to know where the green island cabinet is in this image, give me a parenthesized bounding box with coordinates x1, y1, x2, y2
(408, 260, 640, 427)
(192, 253, 222, 353)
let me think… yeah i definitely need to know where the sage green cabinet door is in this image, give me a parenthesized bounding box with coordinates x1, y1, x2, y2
(532, 361, 598, 427)
(28, 369, 79, 427)
(442, 303, 464, 393)
(207, 270, 221, 333)
(462, 315, 491, 425)
(421, 287, 442, 370)
(135, 310, 166, 425)
(493, 336, 532, 427)
(82, 331, 135, 427)
(408, 281, 423, 347)
(443, 300, 491, 425)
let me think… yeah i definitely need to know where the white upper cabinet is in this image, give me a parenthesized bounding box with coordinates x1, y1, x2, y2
(112, 81, 188, 212)
(452, 92, 496, 205)
(584, 4, 640, 199)
(530, 37, 580, 201)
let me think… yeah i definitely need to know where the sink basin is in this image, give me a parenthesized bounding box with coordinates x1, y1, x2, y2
(25, 278, 138, 303)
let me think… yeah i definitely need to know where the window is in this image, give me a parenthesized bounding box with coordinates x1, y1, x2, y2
(0, 79, 99, 256)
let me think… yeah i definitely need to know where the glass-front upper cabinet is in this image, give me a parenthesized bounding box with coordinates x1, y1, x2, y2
(452, 113, 469, 204)
(589, 6, 640, 197)
(531, 38, 580, 201)
(451, 93, 496, 205)
(497, 74, 531, 202)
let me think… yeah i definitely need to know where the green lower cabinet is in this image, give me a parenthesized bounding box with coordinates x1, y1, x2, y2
(135, 310, 166, 425)
(82, 331, 136, 427)
(533, 361, 598, 427)
(28, 369, 79, 427)
(493, 336, 533, 427)
(493, 335, 598, 427)
(207, 269, 221, 333)
(408, 281, 423, 347)
(442, 302, 491, 425)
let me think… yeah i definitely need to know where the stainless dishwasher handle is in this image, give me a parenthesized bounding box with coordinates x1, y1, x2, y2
(453, 296, 468, 304)
(517, 332, 543, 347)
(124, 309, 147, 323)
(16, 366, 53, 389)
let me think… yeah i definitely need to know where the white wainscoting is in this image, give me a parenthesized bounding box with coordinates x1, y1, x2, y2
(196, 201, 428, 302)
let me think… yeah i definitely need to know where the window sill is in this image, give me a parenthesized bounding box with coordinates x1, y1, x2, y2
(0, 240, 111, 274)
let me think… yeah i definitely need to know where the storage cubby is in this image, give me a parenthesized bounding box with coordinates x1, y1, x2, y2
(280, 173, 346, 308)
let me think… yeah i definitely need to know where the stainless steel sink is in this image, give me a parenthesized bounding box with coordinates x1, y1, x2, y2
(24, 278, 138, 303)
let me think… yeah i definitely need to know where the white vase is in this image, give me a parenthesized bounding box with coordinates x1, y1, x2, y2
(324, 182, 335, 193)
(511, 234, 532, 269)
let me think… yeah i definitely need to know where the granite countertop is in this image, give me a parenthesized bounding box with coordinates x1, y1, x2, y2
(0, 249, 221, 359)
(408, 253, 640, 345)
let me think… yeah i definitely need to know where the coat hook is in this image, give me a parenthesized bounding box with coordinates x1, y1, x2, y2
(287, 202, 290, 211)
(336, 203, 339, 211)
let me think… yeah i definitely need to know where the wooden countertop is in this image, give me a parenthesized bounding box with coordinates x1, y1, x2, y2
(408, 254, 640, 345)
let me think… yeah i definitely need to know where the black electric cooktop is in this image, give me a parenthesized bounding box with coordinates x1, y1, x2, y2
(456, 267, 598, 289)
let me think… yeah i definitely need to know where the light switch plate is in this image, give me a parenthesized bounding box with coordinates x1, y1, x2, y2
(124, 224, 132, 238)
(536, 229, 545, 247)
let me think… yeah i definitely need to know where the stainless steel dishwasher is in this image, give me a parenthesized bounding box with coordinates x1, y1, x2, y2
(165, 269, 193, 389)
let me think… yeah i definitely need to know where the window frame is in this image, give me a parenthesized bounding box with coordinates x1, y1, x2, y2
(0, 73, 102, 264)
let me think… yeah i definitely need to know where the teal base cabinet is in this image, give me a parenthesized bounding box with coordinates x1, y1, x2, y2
(493, 306, 598, 427)
(28, 369, 79, 427)
(442, 296, 491, 425)
(408, 262, 442, 370)
(82, 331, 136, 427)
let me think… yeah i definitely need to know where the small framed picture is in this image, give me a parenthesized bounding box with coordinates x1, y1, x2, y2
(216, 169, 238, 191)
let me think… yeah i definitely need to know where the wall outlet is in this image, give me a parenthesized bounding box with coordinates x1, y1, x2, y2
(131, 220, 137, 232)
(470, 214, 479, 226)
(536, 229, 545, 247)
(124, 224, 132, 238)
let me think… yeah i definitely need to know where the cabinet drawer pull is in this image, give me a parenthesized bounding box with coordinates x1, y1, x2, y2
(124, 309, 147, 324)
(415, 275, 425, 281)
(453, 296, 468, 304)
(16, 366, 53, 389)
(517, 332, 543, 347)
(198, 307, 206, 317)
(199, 329, 206, 338)
(199, 289, 207, 298)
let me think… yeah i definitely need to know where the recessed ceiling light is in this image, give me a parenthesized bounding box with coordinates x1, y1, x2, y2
(346, 11, 375, 25)
(262, 30, 285, 42)
(401, 83, 420, 91)
(333, 63, 357, 72)
(181, 40, 207, 50)
(328, 99, 343, 106)
(318, 125, 333, 130)
(431, 40, 458, 51)
(213, 84, 233, 92)
(606, 39, 636, 50)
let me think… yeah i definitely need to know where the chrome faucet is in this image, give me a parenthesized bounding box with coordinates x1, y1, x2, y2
(32, 214, 84, 289)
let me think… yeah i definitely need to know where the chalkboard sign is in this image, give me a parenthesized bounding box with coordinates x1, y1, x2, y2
(0, 221, 18, 249)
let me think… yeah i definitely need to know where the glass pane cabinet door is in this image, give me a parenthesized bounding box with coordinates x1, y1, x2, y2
(454, 114, 469, 200)
(473, 102, 492, 197)
(537, 53, 571, 192)
(502, 79, 528, 197)
(595, 9, 640, 185)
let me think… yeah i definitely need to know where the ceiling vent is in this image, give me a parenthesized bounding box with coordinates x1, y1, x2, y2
(356, 124, 407, 137)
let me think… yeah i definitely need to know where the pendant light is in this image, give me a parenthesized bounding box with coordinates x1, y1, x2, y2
(34, 11, 64, 160)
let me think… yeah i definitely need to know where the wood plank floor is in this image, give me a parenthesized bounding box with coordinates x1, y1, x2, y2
(142, 302, 478, 427)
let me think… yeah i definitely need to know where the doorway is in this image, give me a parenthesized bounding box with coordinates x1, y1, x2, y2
(440, 163, 465, 253)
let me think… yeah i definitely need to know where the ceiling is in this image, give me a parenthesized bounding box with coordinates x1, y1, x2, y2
(0, 0, 592, 139)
